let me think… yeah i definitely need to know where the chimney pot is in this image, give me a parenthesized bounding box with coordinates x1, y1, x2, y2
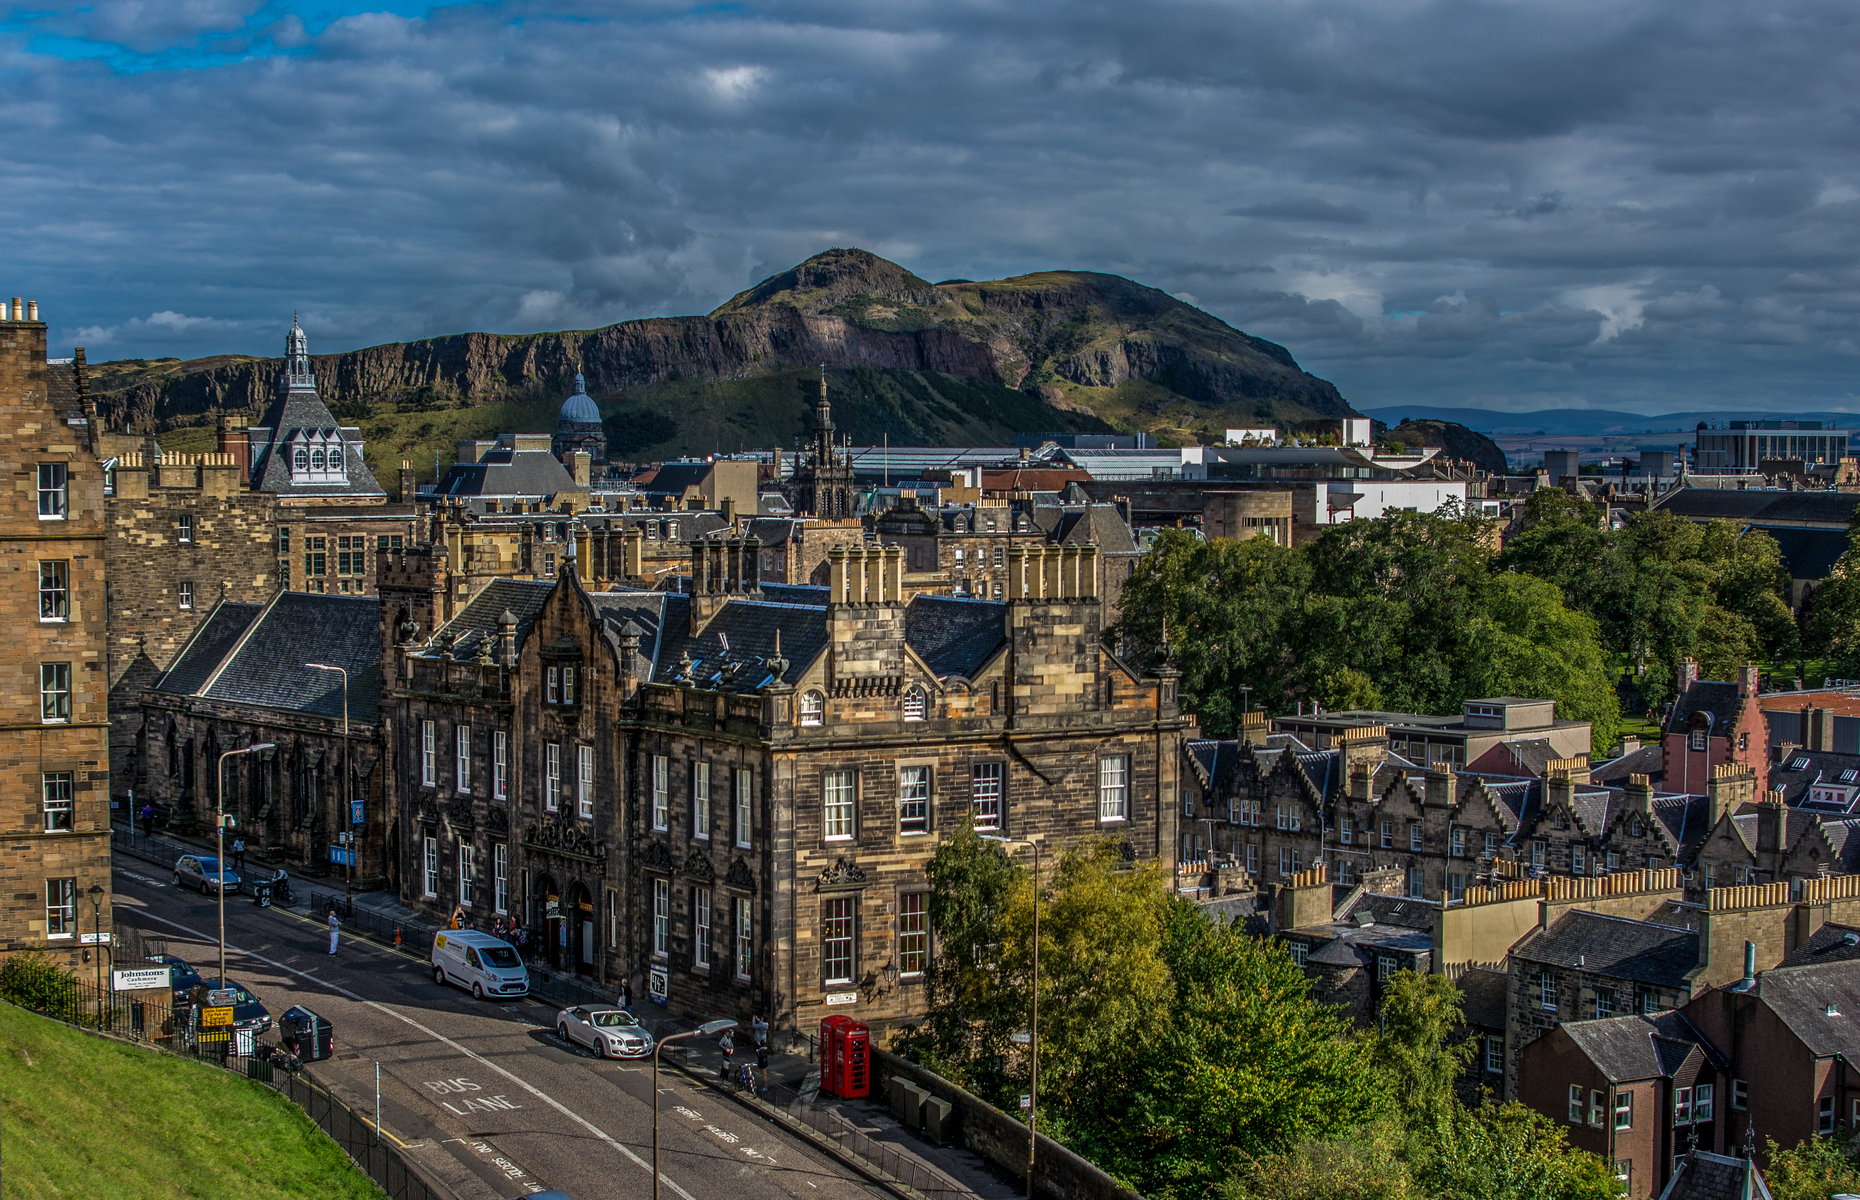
(8, 298, 20, 321)
(26, 300, 38, 321)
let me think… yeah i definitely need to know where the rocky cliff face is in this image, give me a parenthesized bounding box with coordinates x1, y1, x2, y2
(89, 247, 1359, 444)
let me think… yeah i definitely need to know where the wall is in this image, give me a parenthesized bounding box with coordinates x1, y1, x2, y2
(870, 1050, 1143, 1200)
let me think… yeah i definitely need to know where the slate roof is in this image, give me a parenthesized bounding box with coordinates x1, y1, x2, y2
(1658, 1151, 1774, 1200)
(1668, 679, 1744, 737)
(1491, 737, 1559, 777)
(1753, 961, 1860, 1057)
(904, 596, 1008, 680)
(46, 355, 84, 422)
(1510, 910, 1700, 987)
(1594, 743, 1666, 787)
(1457, 967, 1509, 1030)
(420, 579, 556, 660)
(653, 596, 828, 692)
(1757, 526, 1848, 582)
(1780, 923, 1860, 968)
(156, 593, 382, 723)
(1658, 488, 1860, 527)
(1036, 504, 1138, 553)
(1768, 749, 1860, 809)
(1561, 1010, 1714, 1083)
(157, 602, 265, 696)
(1343, 893, 1436, 931)
(641, 462, 715, 497)
(1654, 793, 1715, 857)
(435, 448, 583, 499)
(250, 378, 385, 498)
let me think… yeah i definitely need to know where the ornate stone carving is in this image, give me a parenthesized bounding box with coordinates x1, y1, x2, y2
(415, 799, 441, 826)
(815, 857, 868, 892)
(447, 797, 476, 829)
(486, 806, 509, 835)
(725, 857, 758, 894)
(523, 820, 608, 864)
(681, 850, 716, 882)
(633, 838, 674, 871)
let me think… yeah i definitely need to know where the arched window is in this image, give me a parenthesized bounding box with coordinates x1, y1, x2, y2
(293, 449, 308, 471)
(799, 691, 824, 726)
(311, 450, 326, 471)
(903, 687, 926, 722)
(328, 449, 343, 471)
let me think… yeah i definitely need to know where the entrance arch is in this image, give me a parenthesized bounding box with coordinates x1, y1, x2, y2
(534, 873, 562, 969)
(568, 882, 595, 976)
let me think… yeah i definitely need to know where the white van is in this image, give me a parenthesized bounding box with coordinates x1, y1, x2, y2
(431, 930, 530, 1000)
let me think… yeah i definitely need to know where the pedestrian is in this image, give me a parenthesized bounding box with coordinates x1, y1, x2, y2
(752, 1014, 768, 1048)
(514, 924, 530, 956)
(327, 908, 342, 955)
(717, 1028, 735, 1080)
(618, 978, 632, 1012)
(755, 1040, 770, 1089)
(492, 916, 507, 941)
(451, 904, 465, 930)
(139, 803, 154, 840)
(232, 836, 245, 872)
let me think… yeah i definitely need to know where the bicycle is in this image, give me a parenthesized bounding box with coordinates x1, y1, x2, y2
(734, 1062, 761, 1093)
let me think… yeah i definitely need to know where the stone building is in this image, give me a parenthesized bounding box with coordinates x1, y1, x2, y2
(1664, 660, 1770, 797)
(137, 592, 384, 878)
(791, 372, 856, 519)
(0, 299, 113, 968)
(551, 373, 606, 466)
(379, 537, 1188, 1036)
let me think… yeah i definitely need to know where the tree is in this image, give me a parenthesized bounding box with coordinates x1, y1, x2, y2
(1418, 1102, 1619, 1200)
(1764, 1135, 1860, 1200)
(1464, 574, 1621, 753)
(1368, 972, 1475, 1137)
(1218, 1124, 1419, 1200)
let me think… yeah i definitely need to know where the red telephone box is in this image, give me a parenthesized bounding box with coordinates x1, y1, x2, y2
(820, 1015, 870, 1099)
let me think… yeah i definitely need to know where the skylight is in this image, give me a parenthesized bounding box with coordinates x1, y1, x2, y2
(1793, 757, 1812, 771)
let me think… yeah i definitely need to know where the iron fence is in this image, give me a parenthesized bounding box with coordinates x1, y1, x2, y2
(781, 1092, 975, 1200)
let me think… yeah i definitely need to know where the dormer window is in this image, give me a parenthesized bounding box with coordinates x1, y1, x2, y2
(312, 450, 326, 471)
(903, 687, 926, 722)
(294, 449, 308, 471)
(329, 449, 343, 472)
(1690, 730, 1707, 751)
(800, 691, 824, 726)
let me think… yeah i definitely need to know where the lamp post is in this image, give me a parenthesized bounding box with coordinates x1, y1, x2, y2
(216, 743, 275, 985)
(86, 884, 105, 1002)
(305, 663, 351, 895)
(982, 834, 1042, 1200)
(652, 1019, 737, 1200)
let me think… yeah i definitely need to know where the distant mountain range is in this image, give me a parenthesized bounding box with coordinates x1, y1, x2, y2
(1363, 406, 1860, 438)
(89, 248, 1361, 471)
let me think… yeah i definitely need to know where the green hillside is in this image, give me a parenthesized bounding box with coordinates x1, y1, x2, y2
(0, 1000, 381, 1200)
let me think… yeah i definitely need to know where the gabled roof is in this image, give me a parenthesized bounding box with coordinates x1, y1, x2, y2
(421, 579, 555, 661)
(653, 597, 828, 692)
(1657, 1150, 1774, 1200)
(1653, 793, 1715, 858)
(1752, 961, 1860, 1057)
(1594, 743, 1665, 787)
(157, 593, 382, 723)
(1668, 680, 1744, 737)
(1769, 748, 1860, 809)
(643, 462, 715, 497)
(1780, 923, 1860, 968)
(435, 447, 582, 499)
(1657, 488, 1860, 526)
(904, 596, 1007, 680)
(1510, 909, 1700, 987)
(1562, 1010, 1716, 1083)
(155, 601, 265, 696)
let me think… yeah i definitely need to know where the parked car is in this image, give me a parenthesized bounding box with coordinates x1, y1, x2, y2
(173, 855, 240, 895)
(430, 930, 530, 1000)
(555, 1006, 653, 1059)
(150, 954, 204, 1005)
(190, 979, 271, 1035)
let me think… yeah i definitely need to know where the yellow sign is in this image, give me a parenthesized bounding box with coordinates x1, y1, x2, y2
(201, 1006, 235, 1028)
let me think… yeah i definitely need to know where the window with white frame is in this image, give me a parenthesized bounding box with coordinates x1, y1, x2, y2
(735, 769, 753, 847)
(494, 843, 508, 914)
(1594, 987, 1614, 1019)
(1289, 942, 1308, 967)
(1406, 868, 1423, 898)
(578, 745, 594, 817)
(1340, 815, 1353, 844)
(735, 896, 753, 979)
(899, 893, 928, 976)
(971, 762, 1003, 830)
(653, 755, 669, 830)
(1540, 971, 1557, 1011)
(899, 766, 930, 834)
(41, 772, 73, 833)
(459, 844, 475, 908)
(1572, 846, 1586, 875)
(1589, 1089, 1605, 1129)
(1245, 842, 1259, 873)
(1567, 1084, 1584, 1124)
(823, 897, 854, 984)
(423, 836, 439, 897)
(693, 761, 711, 838)
(1409, 822, 1422, 851)
(1377, 955, 1396, 981)
(494, 731, 507, 800)
(1448, 872, 1465, 902)
(1732, 1079, 1748, 1110)
(1379, 821, 1392, 849)
(694, 888, 712, 969)
(40, 663, 70, 724)
(177, 512, 193, 543)
(563, 666, 576, 705)
(421, 720, 435, 786)
(824, 769, 855, 840)
(545, 742, 560, 811)
(38, 561, 67, 621)
(456, 725, 471, 794)
(1613, 1090, 1632, 1130)
(178, 581, 193, 610)
(1099, 755, 1129, 822)
(1450, 827, 1465, 857)
(547, 666, 559, 704)
(1821, 1094, 1836, 1134)
(800, 690, 824, 726)
(45, 877, 74, 937)
(1484, 831, 1499, 859)
(1485, 1035, 1503, 1074)
(653, 878, 669, 957)
(37, 463, 67, 519)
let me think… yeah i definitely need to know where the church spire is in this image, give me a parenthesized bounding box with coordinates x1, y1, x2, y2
(815, 363, 833, 433)
(280, 313, 316, 397)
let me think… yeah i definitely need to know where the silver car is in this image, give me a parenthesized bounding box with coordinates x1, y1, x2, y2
(555, 1006, 653, 1059)
(173, 855, 241, 895)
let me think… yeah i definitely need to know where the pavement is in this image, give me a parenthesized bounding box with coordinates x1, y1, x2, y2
(109, 818, 1015, 1200)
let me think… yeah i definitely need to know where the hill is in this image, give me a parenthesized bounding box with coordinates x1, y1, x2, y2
(89, 248, 1359, 476)
(1376, 418, 1508, 476)
(0, 998, 379, 1199)
(1364, 405, 1860, 437)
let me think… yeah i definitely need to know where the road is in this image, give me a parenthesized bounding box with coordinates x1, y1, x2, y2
(110, 862, 888, 1200)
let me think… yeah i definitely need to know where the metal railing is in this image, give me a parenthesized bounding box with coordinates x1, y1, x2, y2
(780, 1091, 975, 1200)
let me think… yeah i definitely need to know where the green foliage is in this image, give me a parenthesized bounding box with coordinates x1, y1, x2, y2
(1218, 1124, 1420, 1200)
(1111, 512, 1621, 751)
(1763, 1135, 1860, 1200)
(1366, 972, 1474, 1136)
(1416, 1101, 1619, 1200)
(0, 951, 79, 1016)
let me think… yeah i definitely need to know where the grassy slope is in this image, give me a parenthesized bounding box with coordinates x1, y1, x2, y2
(0, 1002, 381, 1200)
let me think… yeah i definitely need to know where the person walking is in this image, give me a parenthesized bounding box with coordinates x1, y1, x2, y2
(617, 977, 632, 1012)
(139, 802, 154, 840)
(755, 1040, 770, 1090)
(326, 909, 342, 956)
(450, 904, 464, 930)
(232, 836, 246, 873)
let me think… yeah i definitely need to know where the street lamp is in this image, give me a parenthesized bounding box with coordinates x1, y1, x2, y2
(306, 663, 351, 896)
(86, 884, 105, 1003)
(982, 834, 1042, 1200)
(652, 1019, 737, 1200)
(216, 743, 275, 985)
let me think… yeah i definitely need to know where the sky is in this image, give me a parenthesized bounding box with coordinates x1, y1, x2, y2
(4, 1, 1860, 415)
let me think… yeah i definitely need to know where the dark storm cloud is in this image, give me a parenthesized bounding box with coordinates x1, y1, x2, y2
(5, 0, 1860, 413)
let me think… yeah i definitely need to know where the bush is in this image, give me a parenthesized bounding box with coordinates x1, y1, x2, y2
(0, 952, 79, 1017)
